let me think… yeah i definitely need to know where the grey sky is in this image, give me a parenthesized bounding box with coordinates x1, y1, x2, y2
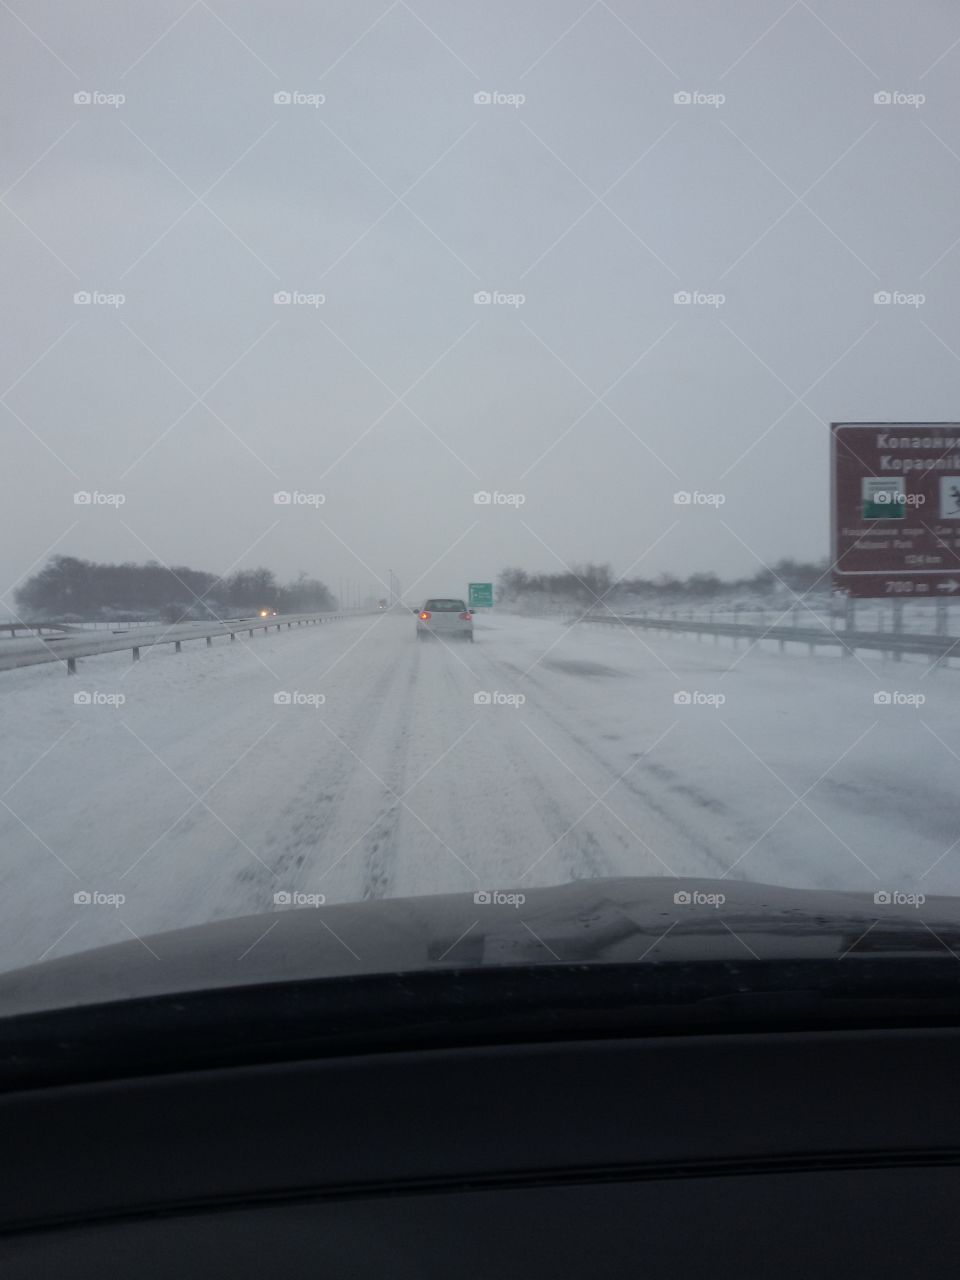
(3, 0, 960, 608)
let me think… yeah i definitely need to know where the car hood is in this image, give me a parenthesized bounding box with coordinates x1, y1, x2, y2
(0, 876, 957, 1016)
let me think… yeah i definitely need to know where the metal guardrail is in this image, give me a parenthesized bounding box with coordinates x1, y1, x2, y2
(0, 621, 91, 636)
(576, 612, 960, 664)
(0, 613, 350, 676)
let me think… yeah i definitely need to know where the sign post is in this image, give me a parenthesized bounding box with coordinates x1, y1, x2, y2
(832, 423, 960, 598)
(468, 583, 494, 608)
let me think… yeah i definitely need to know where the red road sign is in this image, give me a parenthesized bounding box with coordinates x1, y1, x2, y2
(832, 422, 960, 598)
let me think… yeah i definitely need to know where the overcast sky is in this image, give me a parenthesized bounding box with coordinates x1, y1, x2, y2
(3, 0, 960, 608)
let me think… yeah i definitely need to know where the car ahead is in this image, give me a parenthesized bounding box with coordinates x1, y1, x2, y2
(416, 598, 474, 641)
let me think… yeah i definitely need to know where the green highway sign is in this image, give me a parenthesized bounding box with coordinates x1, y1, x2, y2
(468, 582, 493, 608)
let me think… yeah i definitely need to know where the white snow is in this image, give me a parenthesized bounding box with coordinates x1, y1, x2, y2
(0, 610, 957, 973)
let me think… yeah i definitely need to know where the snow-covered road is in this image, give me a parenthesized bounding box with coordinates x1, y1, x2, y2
(0, 611, 957, 972)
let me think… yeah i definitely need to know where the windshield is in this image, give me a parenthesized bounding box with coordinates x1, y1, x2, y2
(1, 0, 958, 993)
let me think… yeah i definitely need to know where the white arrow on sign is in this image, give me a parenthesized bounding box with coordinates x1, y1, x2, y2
(936, 579, 959, 593)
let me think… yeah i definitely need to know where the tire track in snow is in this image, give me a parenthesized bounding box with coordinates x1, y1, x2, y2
(453, 647, 642, 884)
(240, 645, 408, 902)
(482, 654, 735, 880)
(345, 644, 423, 901)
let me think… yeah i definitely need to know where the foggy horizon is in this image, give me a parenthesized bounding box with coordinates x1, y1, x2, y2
(6, 1, 960, 612)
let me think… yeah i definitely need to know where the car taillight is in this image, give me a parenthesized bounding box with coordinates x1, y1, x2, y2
(459, 612, 471, 620)
(420, 611, 430, 620)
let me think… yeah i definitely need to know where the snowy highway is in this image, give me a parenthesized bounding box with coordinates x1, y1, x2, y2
(0, 611, 957, 973)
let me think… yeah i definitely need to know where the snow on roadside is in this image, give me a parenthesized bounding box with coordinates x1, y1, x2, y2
(0, 610, 957, 974)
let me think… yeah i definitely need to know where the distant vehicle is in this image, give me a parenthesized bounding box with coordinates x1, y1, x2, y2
(258, 609, 278, 618)
(416, 598, 474, 642)
(377, 599, 387, 610)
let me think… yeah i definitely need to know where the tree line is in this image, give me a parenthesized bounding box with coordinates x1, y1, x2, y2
(15, 556, 337, 621)
(497, 559, 830, 606)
